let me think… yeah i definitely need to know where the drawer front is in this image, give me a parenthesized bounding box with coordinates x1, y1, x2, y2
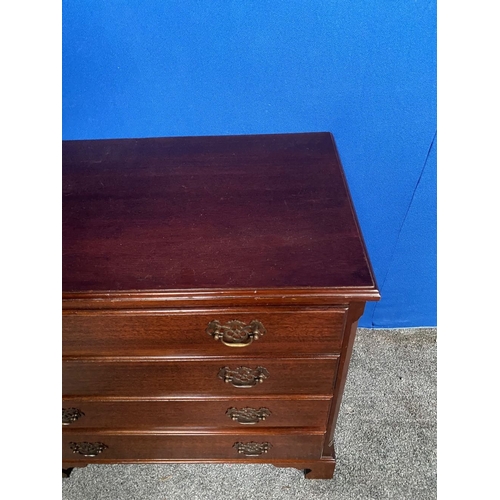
(62, 432, 324, 461)
(62, 307, 347, 356)
(62, 357, 339, 397)
(62, 398, 331, 429)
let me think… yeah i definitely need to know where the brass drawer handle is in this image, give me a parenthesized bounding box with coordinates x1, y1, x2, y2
(233, 441, 272, 456)
(69, 441, 108, 457)
(62, 408, 85, 426)
(206, 319, 266, 347)
(218, 366, 269, 388)
(226, 407, 271, 424)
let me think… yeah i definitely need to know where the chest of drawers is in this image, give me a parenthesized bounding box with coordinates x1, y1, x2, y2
(62, 132, 379, 479)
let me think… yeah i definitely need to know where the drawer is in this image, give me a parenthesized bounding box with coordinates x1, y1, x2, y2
(62, 357, 339, 397)
(62, 307, 347, 356)
(62, 398, 332, 429)
(62, 431, 324, 462)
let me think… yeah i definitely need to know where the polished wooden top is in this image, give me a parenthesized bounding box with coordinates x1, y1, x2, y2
(62, 132, 377, 295)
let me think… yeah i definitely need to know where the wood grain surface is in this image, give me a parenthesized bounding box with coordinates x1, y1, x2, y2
(62, 398, 331, 430)
(62, 357, 339, 397)
(63, 307, 347, 356)
(62, 432, 324, 461)
(62, 133, 376, 293)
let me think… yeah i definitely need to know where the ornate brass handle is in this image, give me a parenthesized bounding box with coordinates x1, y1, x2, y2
(218, 366, 269, 388)
(226, 407, 271, 424)
(206, 319, 266, 347)
(62, 408, 85, 425)
(233, 441, 272, 456)
(69, 441, 108, 457)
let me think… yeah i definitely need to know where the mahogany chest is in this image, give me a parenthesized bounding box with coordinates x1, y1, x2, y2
(62, 132, 379, 479)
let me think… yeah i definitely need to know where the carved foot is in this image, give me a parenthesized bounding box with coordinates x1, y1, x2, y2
(273, 458, 336, 479)
(62, 468, 74, 478)
(304, 460, 336, 479)
(62, 463, 87, 478)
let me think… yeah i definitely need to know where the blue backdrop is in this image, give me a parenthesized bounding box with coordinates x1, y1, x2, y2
(62, 0, 436, 328)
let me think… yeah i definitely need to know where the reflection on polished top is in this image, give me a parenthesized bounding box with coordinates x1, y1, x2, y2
(62, 132, 376, 293)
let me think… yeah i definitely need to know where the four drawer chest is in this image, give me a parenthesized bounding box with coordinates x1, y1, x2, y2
(62, 132, 380, 479)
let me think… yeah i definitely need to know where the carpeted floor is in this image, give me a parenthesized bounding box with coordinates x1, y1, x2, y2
(62, 328, 437, 500)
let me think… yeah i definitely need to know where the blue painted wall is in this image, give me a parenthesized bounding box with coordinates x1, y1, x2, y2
(62, 0, 436, 327)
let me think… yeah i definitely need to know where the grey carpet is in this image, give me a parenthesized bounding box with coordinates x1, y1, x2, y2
(62, 327, 437, 500)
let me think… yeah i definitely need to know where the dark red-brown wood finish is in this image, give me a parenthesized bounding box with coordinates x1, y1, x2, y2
(62, 132, 379, 479)
(62, 133, 375, 293)
(63, 307, 347, 356)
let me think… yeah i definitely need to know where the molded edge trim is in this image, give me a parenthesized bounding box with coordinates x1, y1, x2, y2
(62, 287, 381, 310)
